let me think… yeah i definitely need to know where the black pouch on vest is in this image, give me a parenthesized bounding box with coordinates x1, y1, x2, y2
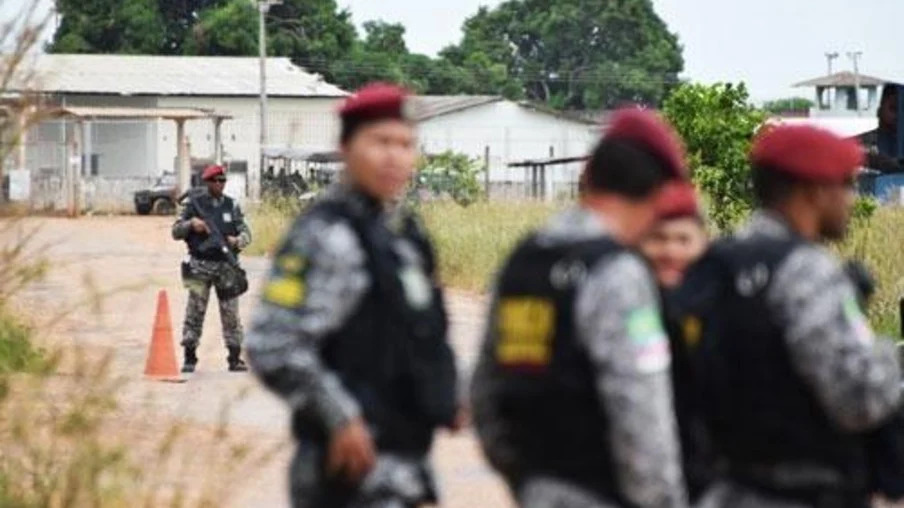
(214, 264, 249, 300)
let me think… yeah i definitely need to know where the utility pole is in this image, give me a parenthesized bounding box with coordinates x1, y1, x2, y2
(256, 0, 281, 201)
(847, 51, 863, 116)
(824, 52, 838, 109)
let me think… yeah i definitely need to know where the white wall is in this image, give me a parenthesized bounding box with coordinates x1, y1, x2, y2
(417, 101, 598, 186)
(156, 96, 341, 178)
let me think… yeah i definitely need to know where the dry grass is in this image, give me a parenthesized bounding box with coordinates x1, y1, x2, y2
(249, 197, 904, 335)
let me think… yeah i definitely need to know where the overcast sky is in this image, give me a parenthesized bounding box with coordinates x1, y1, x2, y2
(4, 0, 903, 103)
(341, 0, 904, 102)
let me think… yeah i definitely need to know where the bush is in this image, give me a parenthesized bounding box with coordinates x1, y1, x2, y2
(663, 82, 766, 231)
(0, 312, 47, 375)
(414, 151, 484, 206)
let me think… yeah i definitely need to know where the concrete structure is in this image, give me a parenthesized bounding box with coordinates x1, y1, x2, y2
(413, 96, 598, 200)
(794, 71, 888, 118)
(10, 54, 346, 211)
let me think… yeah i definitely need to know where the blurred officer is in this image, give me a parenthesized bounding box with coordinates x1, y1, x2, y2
(673, 125, 902, 508)
(471, 108, 689, 508)
(246, 83, 460, 508)
(641, 182, 714, 503)
(172, 164, 251, 373)
(641, 182, 708, 290)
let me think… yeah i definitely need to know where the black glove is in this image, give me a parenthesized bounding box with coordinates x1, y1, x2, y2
(844, 260, 876, 311)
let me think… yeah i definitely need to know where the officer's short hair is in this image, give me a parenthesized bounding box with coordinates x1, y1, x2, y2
(752, 165, 800, 207)
(584, 138, 671, 199)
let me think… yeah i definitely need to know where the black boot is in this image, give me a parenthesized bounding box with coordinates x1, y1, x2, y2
(227, 346, 248, 372)
(182, 346, 198, 373)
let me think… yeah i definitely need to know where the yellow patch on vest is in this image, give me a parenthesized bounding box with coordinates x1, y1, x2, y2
(495, 297, 556, 367)
(682, 315, 702, 349)
(263, 277, 306, 308)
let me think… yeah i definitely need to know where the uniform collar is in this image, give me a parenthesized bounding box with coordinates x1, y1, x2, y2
(537, 206, 613, 244)
(740, 210, 798, 241)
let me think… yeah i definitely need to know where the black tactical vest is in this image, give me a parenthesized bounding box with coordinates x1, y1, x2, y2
(484, 234, 625, 502)
(673, 234, 869, 502)
(185, 193, 240, 261)
(292, 195, 457, 457)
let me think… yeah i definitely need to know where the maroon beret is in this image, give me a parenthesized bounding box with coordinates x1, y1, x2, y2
(656, 181, 701, 220)
(339, 83, 412, 122)
(201, 164, 225, 181)
(606, 107, 688, 179)
(751, 125, 864, 183)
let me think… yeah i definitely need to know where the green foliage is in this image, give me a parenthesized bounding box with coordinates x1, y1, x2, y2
(51, 0, 167, 54)
(50, 0, 683, 108)
(442, 0, 684, 109)
(182, 0, 257, 56)
(852, 196, 879, 224)
(0, 313, 46, 375)
(763, 97, 815, 114)
(414, 151, 484, 206)
(663, 82, 766, 230)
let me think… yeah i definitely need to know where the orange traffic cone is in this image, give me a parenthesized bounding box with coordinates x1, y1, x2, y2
(144, 290, 185, 382)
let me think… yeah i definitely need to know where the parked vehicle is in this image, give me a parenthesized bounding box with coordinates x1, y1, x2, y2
(134, 172, 201, 215)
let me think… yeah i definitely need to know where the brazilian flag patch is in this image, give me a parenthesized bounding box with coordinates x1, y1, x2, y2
(263, 276, 306, 308)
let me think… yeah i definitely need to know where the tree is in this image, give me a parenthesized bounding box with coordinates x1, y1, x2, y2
(268, 0, 357, 83)
(51, 0, 166, 54)
(662, 82, 766, 230)
(157, 0, 227, 54)
(441, 0, 683, 109)
(182, 0, 257, 56)
(762, 97, 815, 114)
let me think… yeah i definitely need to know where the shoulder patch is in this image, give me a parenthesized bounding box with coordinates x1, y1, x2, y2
(263, 277, 306, 308)
(626, 306, 670, 373)
(842, 296, 874, 345)
(277, 254, 307, 275)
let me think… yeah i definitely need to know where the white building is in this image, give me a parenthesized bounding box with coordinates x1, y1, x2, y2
(414, 96, 599, 199)
(16, 54, 346, 210)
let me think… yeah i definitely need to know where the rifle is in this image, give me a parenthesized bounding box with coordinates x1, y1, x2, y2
(185, 191, 249, 300)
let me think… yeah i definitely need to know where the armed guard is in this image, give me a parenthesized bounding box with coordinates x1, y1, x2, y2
(672, 125, 902, 508)
(471, 108, 689, 508)
(172, 165, 252, 373)
(246, 83, 461, 508)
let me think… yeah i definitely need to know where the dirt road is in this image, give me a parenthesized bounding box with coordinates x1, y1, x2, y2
(10, 216, 511, 508)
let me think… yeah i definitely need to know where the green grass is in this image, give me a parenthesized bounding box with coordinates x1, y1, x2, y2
(249, 197, 904, 336)
(0, 312, 48, 375)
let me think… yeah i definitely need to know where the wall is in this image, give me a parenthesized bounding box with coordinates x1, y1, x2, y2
(417, 101, 597, 191)
(156, 96, 341, 180)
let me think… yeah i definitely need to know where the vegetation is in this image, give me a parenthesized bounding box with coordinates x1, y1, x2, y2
(414, 151, 484, 207)
(763, 97, 815, 114)
(663, 82, 767, 230)
(49, 0, 683, 109)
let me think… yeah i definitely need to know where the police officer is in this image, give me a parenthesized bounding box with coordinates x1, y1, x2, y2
(246, 83, 461, 508)
(471, 108, 689, 508)
(172, 164, 251, 373)
(641, 182, 714, 503)
(673, 125, 902, 508)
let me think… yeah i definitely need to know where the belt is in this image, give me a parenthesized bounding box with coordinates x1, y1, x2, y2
(730, 462, 868, 508)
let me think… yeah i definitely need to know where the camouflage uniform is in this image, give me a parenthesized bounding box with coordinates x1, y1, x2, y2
(471, 207, 687, 508)
(246, 185, 443, 508)
(697, 211, 902, 508)
(172, 195, 252, 349)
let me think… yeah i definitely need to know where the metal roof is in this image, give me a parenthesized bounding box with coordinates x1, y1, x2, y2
(794, 71, 888, 88)
(21, 54, 347, 98)
(50, 106, 230, 120)
(767, 116, 878, 138)
(412, 95, 503, 121)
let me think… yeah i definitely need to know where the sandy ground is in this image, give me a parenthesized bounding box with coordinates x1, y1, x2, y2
(7, 216, 511, 508)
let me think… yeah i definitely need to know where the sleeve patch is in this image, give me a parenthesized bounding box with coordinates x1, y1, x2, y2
(263, 277, 306, 308)
(843, 296, 874, 345)
(495, 297, 556, 368)
(626, 307, 670, 373)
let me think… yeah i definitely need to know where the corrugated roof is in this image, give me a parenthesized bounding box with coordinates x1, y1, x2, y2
(19, 54, 346, 97)
(51, 106, 230, 120)
(412, 95, 502, 121)
(794, 71, 888, 88)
